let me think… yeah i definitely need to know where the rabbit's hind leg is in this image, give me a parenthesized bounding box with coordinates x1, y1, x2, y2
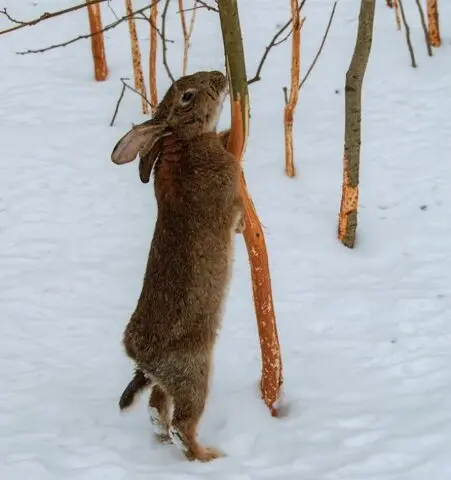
(148, 385, 173, 444)
(165, 360, 224, 462)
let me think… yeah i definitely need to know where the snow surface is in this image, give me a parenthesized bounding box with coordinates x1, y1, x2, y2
(1, 0, 451, 478)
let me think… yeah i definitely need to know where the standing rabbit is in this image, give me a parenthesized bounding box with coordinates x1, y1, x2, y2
(111, 71, 244, 462)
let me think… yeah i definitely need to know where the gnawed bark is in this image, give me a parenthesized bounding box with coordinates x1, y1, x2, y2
(338, 0, 375, 248)
(218, 0, 283, 416)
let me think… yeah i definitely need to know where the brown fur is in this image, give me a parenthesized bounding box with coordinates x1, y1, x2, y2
(112, 71, 243, 462)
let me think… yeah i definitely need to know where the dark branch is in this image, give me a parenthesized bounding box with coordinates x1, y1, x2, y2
(110, 77, 155, 126)
(161, 0, 175, 83)
(178, 0, 218, 14)
(15, 3, 161, 56)
(110, 81, 128, 126)
(299, 1, 337, 90)
(134, 11, 174, 44)
(247, 0, 307, 85)
(0, 0, 108, 36)
(397, 0, 417, 68)
(274, 28, 293, 47)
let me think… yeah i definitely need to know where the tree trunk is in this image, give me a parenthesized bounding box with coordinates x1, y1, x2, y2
(86, 0, 108, 81)
(178, 0, 197, 76)
(427, 0, 441, 47)
(217, 0, 283, 416)
(284, 0, 304, 178)
(415, 0, 433, 56)
(149, 1, 158, 115)
(125, 0, 149, 114)
(338, 0, 375, 248)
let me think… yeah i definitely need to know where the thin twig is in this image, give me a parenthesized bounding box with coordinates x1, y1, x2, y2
(106, 0, 120, 21)
(414, 0, 433, 56)
(161, 0, 175, 82)
(274, 29, 293, 47)
(247, 0, 307, 85)
(0, 0, 108, 36)
(110, 81, 127, 126)
(110, 77, 155, 126)
(15, 3, 160, 55)
(178, 0, 218, 13)
(299, 1, 337, 90)
(134, 11, 173, 43)
(121, 77, 154, 108)
(397, 0, 417, 67)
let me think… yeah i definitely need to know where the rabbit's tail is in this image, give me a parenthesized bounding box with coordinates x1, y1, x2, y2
(119, 368, 152, 411)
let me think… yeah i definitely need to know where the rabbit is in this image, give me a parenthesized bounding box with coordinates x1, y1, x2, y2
(111, 70, 244, 462)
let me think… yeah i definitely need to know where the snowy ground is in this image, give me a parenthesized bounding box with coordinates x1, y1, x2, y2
(1, 0, 451, 478)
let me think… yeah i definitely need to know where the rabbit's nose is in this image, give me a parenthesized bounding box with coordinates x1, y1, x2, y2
(210, 71, 228, 93)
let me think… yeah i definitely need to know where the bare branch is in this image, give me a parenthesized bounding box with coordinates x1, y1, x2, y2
(121, 77, 154, 108)
(110, 77, 155, 126)
(274, 29, 293, 47)
(299, 1, 337, 90)
(247, 0, 307, 85)
(134, 11, 174, 44)
(110, 80, 127, 126)
(0, 0, 108, 36)
(161, 0, 175, 82)
(15, 3, 160, 56)
(178, 0, 218, 13)
(397, 0, 417, 67)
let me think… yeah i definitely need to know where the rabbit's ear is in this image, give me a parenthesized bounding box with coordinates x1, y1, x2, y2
(139, 137, 163, 184)
(111, 121, 166, 166)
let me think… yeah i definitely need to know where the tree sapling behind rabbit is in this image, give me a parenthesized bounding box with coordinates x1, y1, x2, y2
(111, 71, 244, 462)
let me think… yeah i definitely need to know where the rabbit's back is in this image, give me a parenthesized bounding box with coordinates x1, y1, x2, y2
(127, 134, 240, 359)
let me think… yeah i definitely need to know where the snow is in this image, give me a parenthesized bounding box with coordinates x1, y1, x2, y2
(1, 0, 451, 478)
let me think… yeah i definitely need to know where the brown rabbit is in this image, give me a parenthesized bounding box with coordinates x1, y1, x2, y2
(111, 71, 244, 462)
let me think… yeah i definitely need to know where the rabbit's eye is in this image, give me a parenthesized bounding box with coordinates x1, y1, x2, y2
(180, 90, 196, 105)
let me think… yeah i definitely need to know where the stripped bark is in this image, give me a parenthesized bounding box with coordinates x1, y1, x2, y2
(284, 1, 304, 178)
(149, 1, 159, 114)
(393, 0, 402, 30)
(86, 0, 108, 81)
(178, 0, 197, 76)
(125, 0, 149, 114)
(218, 0, 283, 416)
(427, 0, 441, 47)
(338, 0, 375, 248)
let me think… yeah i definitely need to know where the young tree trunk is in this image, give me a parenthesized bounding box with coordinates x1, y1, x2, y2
(284, 0, 304, 178)
(217, 0, 283, 416)
(178, 0, 197, 76)
(125, 0, 149, 114)
(149, 1, 158, 115)
(86, 0, 108, 81)
(415, 0, 433, 56)
(427, 0, 441, 47)
(338, 0, 375, 248)
(385, 0, 401, 30)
